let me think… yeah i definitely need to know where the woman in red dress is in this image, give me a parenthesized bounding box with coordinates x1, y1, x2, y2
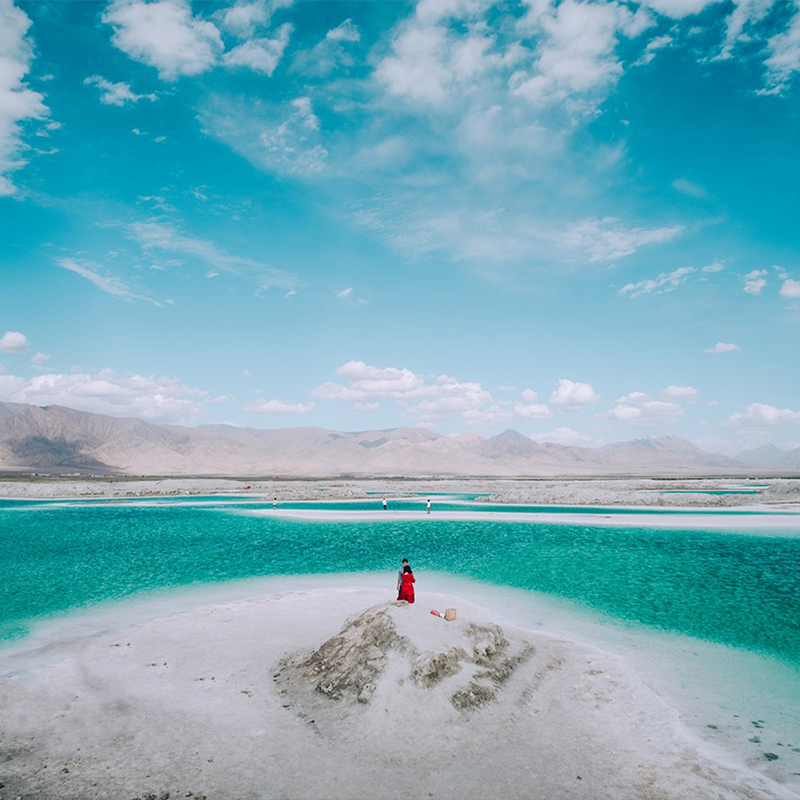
(397, 564, 415, 604)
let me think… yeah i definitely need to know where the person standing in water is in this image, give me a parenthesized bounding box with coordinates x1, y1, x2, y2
(426, 498, 431, 514)
(397, 563, 415, 604)
(383, 497, 388, 511)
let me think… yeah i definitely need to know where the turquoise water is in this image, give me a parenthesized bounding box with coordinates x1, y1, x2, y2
(2, 504, 799, 669)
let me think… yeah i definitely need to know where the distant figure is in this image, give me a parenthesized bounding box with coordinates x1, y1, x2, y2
(397, 564, 415, 604)
(273, 497, 277, 510)
(382, 497, 388, 511)
(426, 498, 431, 514)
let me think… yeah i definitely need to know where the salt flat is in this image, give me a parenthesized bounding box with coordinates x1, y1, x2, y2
(1, 583, 793, 800)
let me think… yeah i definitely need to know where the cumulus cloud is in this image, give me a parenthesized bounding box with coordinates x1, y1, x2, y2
(729, 402, 800, 426)
(549, 378, 600, 409)
(103, 0, 224, 81)
(0, 331, 29, 353)
(223, 23, 291, 75)
(57, 257, 163, 306)
(704, 341, 740, 354)
(311, 360, 521, 426)
(30, 351, 50, 365)
(0, 368, 208, 424)
(376, 1, 495, 106)
(743, 269, 768, 294)
(511, 0, 650, 111)
(608, 392, 683, 427)
(84, 75, 156, 106)
(0, 0, 49, 195)
(780, 278, 800, 298)
(219, 0, 291, 37)
(243, 398, 315, 414)
(618, 266, 695, 298)
(660, 384, 698, 402)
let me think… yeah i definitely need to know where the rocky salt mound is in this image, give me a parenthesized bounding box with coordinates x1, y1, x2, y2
(274, 603, 778, 800)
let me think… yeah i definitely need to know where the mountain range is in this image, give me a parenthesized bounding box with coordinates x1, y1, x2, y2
(0, 401, 793, 477)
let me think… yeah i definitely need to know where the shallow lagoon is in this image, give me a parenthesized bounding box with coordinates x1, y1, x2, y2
(3, 499, 800, 792)
(2, 501, 799, 667)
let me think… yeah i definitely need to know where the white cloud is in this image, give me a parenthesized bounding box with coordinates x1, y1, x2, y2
(120, 220, 303, 290)
(512, 400, 552, 419)
(701, 260, 725, 272)
(243, 398, 315, 414)
(103, 0, 223, 81)
(0, 331, 29, 353)
(729, 402, 800, 426)
(780, 278, 800, 298)
(223, 23, 292, 75)
(636, 34, 673, 65)
(529, 426, 600, 446)
(718, 0, 777, 60)
(0, 368, 208, 424)
(549, 378, 600, 409)
(637, 0, 721, 19)
(336, 287, 354, 298)
(618, 266, 695, 298)
(0, 0, 49, 196)
(292, 18, 360, 77)
(607, 390, 684, 427)
(57, 257, 162, 306)
(313, 361, 427, 402)
(760, 4, 800, 94)
(743, 268, 767, 294)
(219, 0, 289, 37)
(30, 351, 50, 365)
(660, 384, 698, 402)
(511, 0, 651, 112)
(671, 176, 708, 198)
(704, 341, 740, 354)
(567, 217, 682, 262)
(84, 75, 156, 106)
(311, 360, 502, 426)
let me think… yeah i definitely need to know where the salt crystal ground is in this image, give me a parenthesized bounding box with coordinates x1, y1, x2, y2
(1, 586, 794, 800)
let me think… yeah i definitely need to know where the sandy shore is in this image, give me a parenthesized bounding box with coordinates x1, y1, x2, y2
(230, 506, 800, 532)
(0, 581, 796, 800)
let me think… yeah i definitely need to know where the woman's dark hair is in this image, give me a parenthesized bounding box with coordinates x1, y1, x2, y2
(403, 565, 412, 574)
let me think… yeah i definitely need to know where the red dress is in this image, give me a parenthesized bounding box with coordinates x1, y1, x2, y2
(397, 572, 416, 604)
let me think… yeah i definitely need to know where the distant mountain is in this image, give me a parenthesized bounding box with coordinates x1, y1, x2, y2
(0, 401, 747, 477)
(736, 444, 800, 470)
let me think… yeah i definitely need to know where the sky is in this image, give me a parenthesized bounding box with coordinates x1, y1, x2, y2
(0, 0, 799, 454)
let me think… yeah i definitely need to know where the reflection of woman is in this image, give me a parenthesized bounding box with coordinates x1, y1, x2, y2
(397, 564, 415, 604)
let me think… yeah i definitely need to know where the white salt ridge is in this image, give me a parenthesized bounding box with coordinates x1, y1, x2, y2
(0, 579, 797, 800)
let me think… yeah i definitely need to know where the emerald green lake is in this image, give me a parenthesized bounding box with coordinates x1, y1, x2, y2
(2, 503, 799, 669)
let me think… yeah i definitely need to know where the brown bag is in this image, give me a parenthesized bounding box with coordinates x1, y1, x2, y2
(444, 608, 457, 622)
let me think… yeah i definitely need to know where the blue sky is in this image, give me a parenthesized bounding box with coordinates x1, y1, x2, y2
(1, 0, 799, 453)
